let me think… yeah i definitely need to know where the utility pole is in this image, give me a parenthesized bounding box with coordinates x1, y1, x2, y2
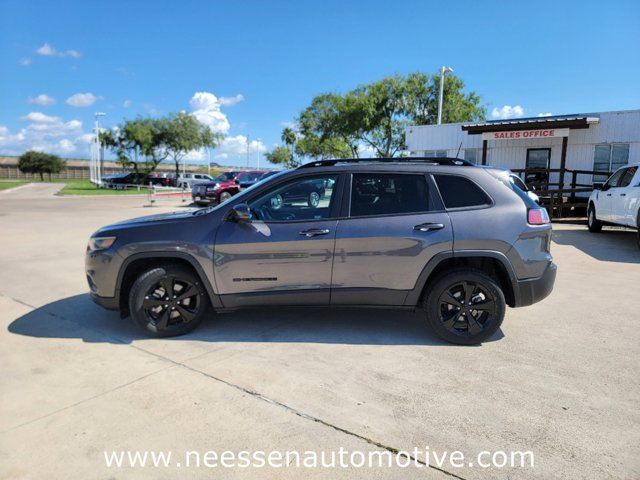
(246, 135, 250, 168)
(437, 66, 454, 125)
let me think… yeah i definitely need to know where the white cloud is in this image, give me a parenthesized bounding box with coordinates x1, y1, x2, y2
(19, 57, 32, 66)
(66, 92, 98, 107)
(0, 112, 88, 156)
(36, 43, 82, 58)
(123, 99, 132, 108)
(27, 94, 56, 106)
(491, 105, 524, 120)
(219, 94, 245, 107)
(36, 43, 56, 56)
(357, 144, 377, 157)
(219, 135, 267, 155)
(190, 92, 231, 134)
(537, 112, 553, 117)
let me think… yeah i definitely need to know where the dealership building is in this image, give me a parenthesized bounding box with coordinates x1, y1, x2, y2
(405, 109, 640, 187)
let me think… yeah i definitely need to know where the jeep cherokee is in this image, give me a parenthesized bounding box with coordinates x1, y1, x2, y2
(86, 158, 556, 345)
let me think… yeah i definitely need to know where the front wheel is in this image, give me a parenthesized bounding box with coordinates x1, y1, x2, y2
(424, 269, 505, 345)
(588, 206, 603, 233)
(129, 265, 209, 337)
(219, 191, 232, 203)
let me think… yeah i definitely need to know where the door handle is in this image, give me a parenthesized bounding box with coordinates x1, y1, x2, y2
(299, 228, 330, 237)
(606, 193, 612, 196)
(414, 223, 445, 232)
(620, 193, 626, 196)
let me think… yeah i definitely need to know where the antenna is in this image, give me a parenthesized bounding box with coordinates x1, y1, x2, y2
(455, 141, 463, 159)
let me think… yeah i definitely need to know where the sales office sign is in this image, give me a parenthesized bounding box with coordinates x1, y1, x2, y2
(482, 128, 569, 141)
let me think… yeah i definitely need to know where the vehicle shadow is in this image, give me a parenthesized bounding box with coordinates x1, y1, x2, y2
(552, 227, 639, 263)
(7, 293, 503, 347)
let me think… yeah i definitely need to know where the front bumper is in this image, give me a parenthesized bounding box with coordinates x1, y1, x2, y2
(514, 262, 557, 307)
(89, 292, 119, 310)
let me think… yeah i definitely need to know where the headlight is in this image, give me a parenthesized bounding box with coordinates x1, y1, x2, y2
(87, 236, 116, 251)
(206, 183, 220, 192)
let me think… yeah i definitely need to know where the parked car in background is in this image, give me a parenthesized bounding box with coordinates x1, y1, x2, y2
(191, 172, 242, 206)
(588, 163, 640, 248)
(176, 173, 214, 189)
(86, 157, 556, 345)
(259, 170, 282, 181)
(101, 172, 147, 189)
(235, 170, 266, 189)
(147, 172, 176, 187)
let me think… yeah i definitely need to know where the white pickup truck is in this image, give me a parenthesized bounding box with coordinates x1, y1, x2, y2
(587, 163, 640, 248)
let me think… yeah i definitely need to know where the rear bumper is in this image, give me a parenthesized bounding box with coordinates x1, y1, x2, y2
(514, 262, 557, 307)
(89, 292, 119, 310)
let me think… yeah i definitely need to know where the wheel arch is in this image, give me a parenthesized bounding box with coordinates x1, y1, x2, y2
(116, 252, 220, 316)
(405, 251, 519, 308)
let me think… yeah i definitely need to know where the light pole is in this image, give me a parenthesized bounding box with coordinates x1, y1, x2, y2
(92, 112, 106, 185)
(437, 66, 453, 125)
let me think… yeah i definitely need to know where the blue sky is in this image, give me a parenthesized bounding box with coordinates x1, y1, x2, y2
(1, 0, 639, 167)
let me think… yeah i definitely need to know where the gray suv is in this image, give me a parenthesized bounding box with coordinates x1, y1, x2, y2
(86, 158, 556, 345)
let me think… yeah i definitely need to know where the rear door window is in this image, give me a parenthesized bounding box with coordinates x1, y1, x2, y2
(433, 174, 491, 209)
(350, 173, 431, 217)
(618, 167, 637, 188)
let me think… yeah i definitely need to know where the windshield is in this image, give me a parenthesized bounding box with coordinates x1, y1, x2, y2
(237, 172, 262, 182)
(214, 172, 236, 182)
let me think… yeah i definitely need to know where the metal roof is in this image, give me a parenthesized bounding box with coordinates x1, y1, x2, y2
(462, 114, 600, 134)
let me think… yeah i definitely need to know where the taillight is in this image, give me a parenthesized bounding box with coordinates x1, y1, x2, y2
(528, 208, 550, 225)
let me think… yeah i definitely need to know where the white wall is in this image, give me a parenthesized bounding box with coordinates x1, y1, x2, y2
(406, 110, 640, 184)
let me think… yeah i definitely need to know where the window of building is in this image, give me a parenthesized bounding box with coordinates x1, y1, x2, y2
(593, 143, 630, 182)
(350, 173, 430, 217)
(423, 150, 448, 158)
(464, 148, 481, 164)
(433, 175, 491, 209)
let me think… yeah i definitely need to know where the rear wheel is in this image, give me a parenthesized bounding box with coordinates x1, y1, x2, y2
(129, 264, 209, 337)
(588, 205, 603, 233)
(424, 269, 505, 345)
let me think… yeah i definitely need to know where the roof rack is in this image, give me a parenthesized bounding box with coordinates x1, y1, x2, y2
(297, 157, 474, 169)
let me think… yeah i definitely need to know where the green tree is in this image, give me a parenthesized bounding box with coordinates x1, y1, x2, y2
(161, 112, 222, 177)
(291, 72, 485, 159)
(17, 151, 66, 181)
(265, 146, 297, 168)
(100, 117, 167, 175)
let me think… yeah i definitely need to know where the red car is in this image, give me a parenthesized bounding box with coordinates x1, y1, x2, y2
(192, 170, 268, 206)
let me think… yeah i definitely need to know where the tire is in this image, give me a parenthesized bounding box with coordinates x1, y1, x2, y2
(424, 268, 506, 345)
(219, 191, 232, 203)
(637, 212, 640, 250)
(129, 264, 209, 337)
(587, 205, 603, 233)
(308, 191, 321, 208)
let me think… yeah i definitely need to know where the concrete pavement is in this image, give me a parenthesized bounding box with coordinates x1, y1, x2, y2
(0, 184, 639, 479)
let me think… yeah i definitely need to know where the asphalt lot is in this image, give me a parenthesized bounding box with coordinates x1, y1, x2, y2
(1, 182, 639, 479)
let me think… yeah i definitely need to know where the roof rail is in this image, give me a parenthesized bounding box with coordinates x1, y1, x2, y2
(297, 157, 474, 169)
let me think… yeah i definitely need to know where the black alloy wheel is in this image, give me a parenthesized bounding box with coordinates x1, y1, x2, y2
(129, 265, 209, 337)
(424, 268, 505, 345)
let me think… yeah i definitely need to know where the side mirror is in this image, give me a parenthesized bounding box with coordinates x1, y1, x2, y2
(593, 182, 603, 190)
(235, 179, 240, 184)
(229, 203, 252, 222)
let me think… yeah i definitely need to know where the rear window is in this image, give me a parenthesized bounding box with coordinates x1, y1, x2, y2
(433, 175, 491, 209)
(350, 173, 430, 217)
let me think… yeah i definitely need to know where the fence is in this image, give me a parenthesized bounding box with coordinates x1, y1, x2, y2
(512, 167, 611, 218)
(0, 164, 124, 180)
